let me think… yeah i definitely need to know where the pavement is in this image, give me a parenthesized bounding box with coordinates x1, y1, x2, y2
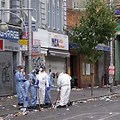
(0, 85, 120, 118)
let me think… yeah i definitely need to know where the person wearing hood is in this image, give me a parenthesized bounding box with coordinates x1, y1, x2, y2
(44, 69, 53, 108)
(36, 65, 49, 108)
(15, 65, 26, 107)
(21, 68, 31, 111)
(57, 72, 72, 108)
(29, 68, 39, 109)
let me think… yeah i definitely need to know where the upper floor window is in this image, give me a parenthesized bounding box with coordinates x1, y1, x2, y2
(73, 1, 79, 9)
(53, 0, 55, 29)
(47, 0, 50, 28)
(1, 0, 5, 8)
(73, 0, 87, 10)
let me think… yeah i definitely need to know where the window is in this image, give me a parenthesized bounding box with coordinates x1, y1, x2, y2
(47, 0, 63, 31)
(47, 0, 50, 27)
(53, 0, 55, 29)
(56, 0, 60, 30)
(1, 0, 5, 8)
(73, 0, 87, 10)
(73, 1, 79, 9)
(82, 63, 92, 75)
(86, 64, 90, 75)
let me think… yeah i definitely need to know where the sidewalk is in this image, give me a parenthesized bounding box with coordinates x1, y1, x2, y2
(0, 86, 120, 117)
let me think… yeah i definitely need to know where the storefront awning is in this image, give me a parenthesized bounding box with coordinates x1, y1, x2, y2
(49, 50, 70, 58)
(41, 48, 48, 55)
(95, 44, 110, 51)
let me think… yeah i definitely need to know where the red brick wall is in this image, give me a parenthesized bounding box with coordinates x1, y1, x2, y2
(66, 0, 73, 9)
(66, 9, 82, 29)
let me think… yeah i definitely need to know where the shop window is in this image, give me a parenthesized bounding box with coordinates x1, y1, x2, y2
(86, 63, 90, 75)
(82, 62, 91, 75)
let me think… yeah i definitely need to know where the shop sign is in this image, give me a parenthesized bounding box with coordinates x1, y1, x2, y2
(22, 32, 29, 39)
(33, 29, 48, 47)
(109, 65, 115, 75)
(0, 30, 19, 41)
(4, 39, 19, 51)
(48, 32, 68, 50)
(19, 39, 28, 51)
(32, 45, 41, 56)
(32, 39, 41, 46)
(0, 39, 4, 51)
(115, 5, 120, 15)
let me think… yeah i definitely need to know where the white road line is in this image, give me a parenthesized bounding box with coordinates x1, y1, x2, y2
(63, 112, 120, 120)
(97, 112, 120, 120)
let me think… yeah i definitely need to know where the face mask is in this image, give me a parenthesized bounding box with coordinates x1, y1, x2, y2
(39, 68, 42, 72)
(21, 69, 24, 72)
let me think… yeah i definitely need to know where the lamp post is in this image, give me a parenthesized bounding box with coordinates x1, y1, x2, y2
(109, 0, 114, 93)
(109, 38, 114, 93)
(28, 0, 32, 73)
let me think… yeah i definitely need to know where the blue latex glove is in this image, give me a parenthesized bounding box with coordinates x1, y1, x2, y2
(46, 87, 50, 91)
(34, 85, 39, 88)
(22, 79, 27, 82)
(35, 79, 39, 85)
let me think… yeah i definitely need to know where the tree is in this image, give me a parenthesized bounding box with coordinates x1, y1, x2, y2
(69, 0, 117, 62)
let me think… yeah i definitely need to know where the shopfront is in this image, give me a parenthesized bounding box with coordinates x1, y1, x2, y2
(0, 27, 19, 96)
(33, 29, 70, 81)
(46, 32, 69, 83)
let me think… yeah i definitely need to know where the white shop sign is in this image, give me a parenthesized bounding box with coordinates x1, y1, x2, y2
(4, 39, 19, 51)
(48, 32, 69, 50)
(33, 29, 48, 47)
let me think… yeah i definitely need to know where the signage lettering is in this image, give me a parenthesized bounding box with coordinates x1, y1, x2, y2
(0, 30, 19, 41)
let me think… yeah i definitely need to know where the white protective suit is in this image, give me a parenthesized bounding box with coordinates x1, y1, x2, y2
(36, 71, 49, 105)
(57, 73, 71, 106)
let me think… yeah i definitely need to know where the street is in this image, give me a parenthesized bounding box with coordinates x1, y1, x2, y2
(5, 94, 120, 120)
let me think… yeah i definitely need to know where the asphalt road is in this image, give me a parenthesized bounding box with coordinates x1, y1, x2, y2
(5, 95, 120, 120)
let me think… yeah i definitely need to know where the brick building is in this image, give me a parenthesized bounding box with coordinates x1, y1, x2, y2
(66, 0, 118, 88)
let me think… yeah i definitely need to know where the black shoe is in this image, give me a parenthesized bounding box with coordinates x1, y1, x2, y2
(27, 106, 32, 110)
(40, 104, 45, 108)
(45, 103, 52, 107)
(31, 106, 37, 109)
(43, 103, 52, 108)
(57, 105, 66, 108)
(18, 103, 23, 106)
(67, 101, 73, 106)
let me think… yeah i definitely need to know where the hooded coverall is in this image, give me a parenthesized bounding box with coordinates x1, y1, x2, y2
(29, 70, 39, 108)
(57, 73, 71, 106)
(15, 70, 25, 105)
(44, 75, 53, 105)
(23, 80, 30, 108)
(36, 71, 49, 105)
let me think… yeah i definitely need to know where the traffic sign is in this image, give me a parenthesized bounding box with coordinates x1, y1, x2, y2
(109, 65, 115, 75)
(32, 45, 41, 56)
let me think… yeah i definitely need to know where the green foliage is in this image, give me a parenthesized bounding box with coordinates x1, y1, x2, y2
(69, 0, 117, 62)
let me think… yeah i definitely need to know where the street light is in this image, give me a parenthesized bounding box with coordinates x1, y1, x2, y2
(0, 10, 28, 66)
(0, 22, 8, 32)
(28, 0, 32, 73)
(0, 1, 32, 73)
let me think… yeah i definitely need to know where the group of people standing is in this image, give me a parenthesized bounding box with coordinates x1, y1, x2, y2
(15, 64, 72, 112)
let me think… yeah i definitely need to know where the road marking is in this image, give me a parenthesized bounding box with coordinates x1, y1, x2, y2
(63, 112, 120, 120)
(97, 112, 120, 120)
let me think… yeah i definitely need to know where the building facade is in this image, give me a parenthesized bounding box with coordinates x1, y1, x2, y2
(0, 0, 69, 95)
(0, 0, 20, 96)
(31, 0, 69, 85)
(11, 0, 69, 85)
(66, 0, 118, 88)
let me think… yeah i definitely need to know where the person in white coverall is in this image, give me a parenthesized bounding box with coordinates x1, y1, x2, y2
(36, 65, 49, 108)
(57, 72, 72, 108)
